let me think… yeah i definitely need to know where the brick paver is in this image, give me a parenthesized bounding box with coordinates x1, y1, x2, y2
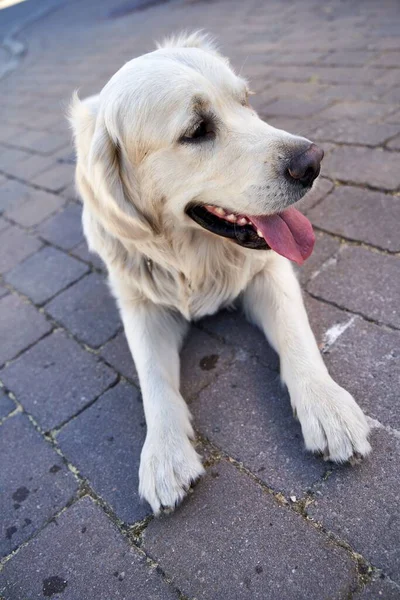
(38, 202, 84, 250)
(309, 429, 400, 583)
(1, 330, 117, 431)
(1, 0, 399, 597)
(323, 146, 400, 190)
(0, 413, 78, 558)
(308, 245, 400, 328)
(45, 272, 121, 347)
(326, 318, 400, 429)
(0, 497, 179, 600)
(0, 389, 15, 419)
(143, 461, 358, 599)
(5, 246, 89, 304)
(58, 382, 150, 522)
(307, 186, 400, 251)
(354, 578, 400, 599)
(192, 355, 326, 496)
(0, 225, 41, 273)
(5, 188, 65, 227)
(0, 294, 51, 366)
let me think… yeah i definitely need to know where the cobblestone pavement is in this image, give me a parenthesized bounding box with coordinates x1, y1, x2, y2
(0, 0, 399, 598)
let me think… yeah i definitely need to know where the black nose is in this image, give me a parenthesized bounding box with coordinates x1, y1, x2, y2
(287, 143, 324, 188)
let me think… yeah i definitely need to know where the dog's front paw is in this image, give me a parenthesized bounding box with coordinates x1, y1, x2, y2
(293, 377, 371, 463)
(139, 431, 205, 515)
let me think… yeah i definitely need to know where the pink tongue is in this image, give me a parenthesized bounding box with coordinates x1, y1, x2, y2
(248, 207, 315, 265)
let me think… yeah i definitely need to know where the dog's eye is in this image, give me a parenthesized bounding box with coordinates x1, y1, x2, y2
(181, 120, 215, 143)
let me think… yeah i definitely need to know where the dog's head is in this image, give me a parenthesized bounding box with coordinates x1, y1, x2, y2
(71, 32, 323, 265)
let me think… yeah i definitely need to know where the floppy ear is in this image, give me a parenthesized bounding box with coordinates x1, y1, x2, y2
(69, 93, 152, 242)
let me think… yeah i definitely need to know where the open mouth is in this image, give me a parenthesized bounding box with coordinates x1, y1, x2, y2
(186, 203, 315, 265)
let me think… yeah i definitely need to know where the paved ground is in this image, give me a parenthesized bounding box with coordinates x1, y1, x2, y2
(0, 0, 399, 598)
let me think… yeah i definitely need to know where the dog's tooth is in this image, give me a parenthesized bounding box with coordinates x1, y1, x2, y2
(257, 229, 264, 238)
(215, 207, 225, 216)
(227, 213, 237, 222)
(238, 217, 248, 225)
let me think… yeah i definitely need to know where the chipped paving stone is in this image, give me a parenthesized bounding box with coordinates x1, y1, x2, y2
(307, 245, 400, 329)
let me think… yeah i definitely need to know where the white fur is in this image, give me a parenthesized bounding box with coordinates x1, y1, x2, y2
(70, 32, 371, 514)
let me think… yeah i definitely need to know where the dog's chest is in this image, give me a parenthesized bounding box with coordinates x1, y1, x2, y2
(176, 272, 239, 319)
(168, 254, 265, 320)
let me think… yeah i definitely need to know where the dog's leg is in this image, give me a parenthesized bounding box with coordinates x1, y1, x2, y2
(117, 298, 204, 514)
(242, 254, 371, 462)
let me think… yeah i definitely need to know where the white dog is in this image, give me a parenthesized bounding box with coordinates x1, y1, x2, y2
(70, 32, 371, 514)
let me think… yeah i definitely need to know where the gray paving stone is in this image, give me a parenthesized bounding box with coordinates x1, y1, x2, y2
(261, 97, 331, 118)
(0, 389, 15, 419)
(181, 327, 234, 401)
(321, 51, 378, 67)
(308, 186, 400, 251)
(298, 231, 341, 286)
(1, 331, 117, 431)
(299, 177, 335, 213)
(31, 162, 74, 192)
(308, 428, 400, 583)
(0, 148, 31, 172)
(38, 203, 84, 250)
(143, 460, 357, 600)
(307, 245, 400, 329)
(0, 216, 8, 233)
(325, 318, 400, 429)
(192, 353, 325, 496)
(0, 283, 9, 299)
(5, 246, 89, 304)
(0, 179, 44, 214)
(304, 295, 357, 351)
(71, 240, 106, 271)
(385, 109, 400, 123)
(45, 273, 121, 347)
(61, 182, 79, 201)
(317, 101, 396, 121)
(311, 120, 399, 146)
(0, 413, 78, 558)
(354, 577, 400, 599)
(58, 382, 151, 523)
(13, 130, 70, 155)
(5, 188, 65, 227)
(0, 294, 51, 366)
(100, 331, 138, 383)
(0, 225, 41, 274)
(200, 309, 279, 371)
(323, 146, 400, 190)
(0, 496, 178, 600)
(4, 154, 55, 182)
(268, 65, 384, 85)
(387, 134, 400, 150)
(305, 293, 400, 429)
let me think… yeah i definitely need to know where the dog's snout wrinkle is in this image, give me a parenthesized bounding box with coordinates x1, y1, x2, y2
(287, 143, 324, 188)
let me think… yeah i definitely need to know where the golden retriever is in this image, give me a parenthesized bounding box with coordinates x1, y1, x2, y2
(70, 32, 371, 514)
